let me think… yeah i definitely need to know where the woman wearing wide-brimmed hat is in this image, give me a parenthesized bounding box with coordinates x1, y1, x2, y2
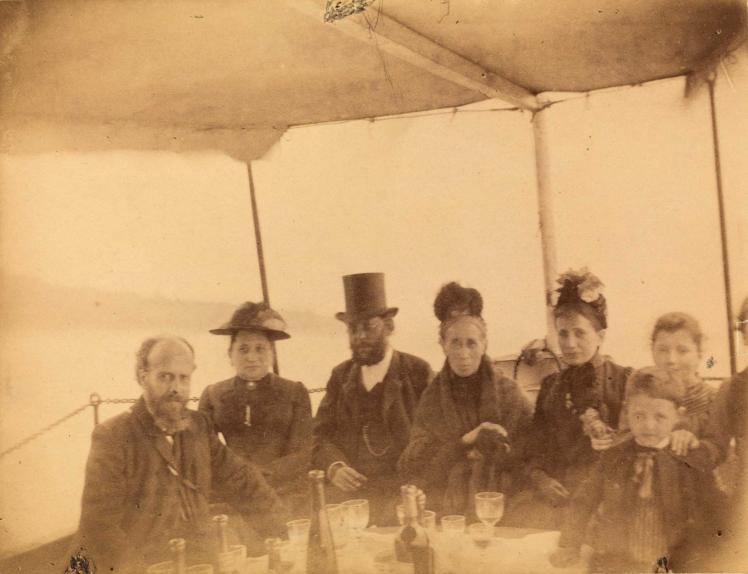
(199, 302, 312, 517)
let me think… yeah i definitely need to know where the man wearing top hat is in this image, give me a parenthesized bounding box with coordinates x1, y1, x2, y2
(312, 273, 433, 525)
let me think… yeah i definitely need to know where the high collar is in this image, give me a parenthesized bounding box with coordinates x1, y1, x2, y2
(233, 372, 272, 389)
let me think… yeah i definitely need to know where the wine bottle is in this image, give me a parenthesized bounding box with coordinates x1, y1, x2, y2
(307, 469, 338, 574)
(395, 485, 413, 563)
(394, 485, 434, 574)
(168, 538, 188, 574)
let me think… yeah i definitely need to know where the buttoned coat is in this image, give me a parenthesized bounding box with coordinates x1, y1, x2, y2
(199, 374, 312, 493)
(559, 438, 722, 569)
(312, 350, 432, 475)
(74, 398, 285, 572)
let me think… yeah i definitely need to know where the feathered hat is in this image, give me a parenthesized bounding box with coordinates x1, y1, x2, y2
(552, 268, 607, 329)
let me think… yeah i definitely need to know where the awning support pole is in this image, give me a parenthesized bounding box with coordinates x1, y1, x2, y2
(532, 102, 559, 353)
(707, 77, 737, 376)
(247, 162, 279, 374)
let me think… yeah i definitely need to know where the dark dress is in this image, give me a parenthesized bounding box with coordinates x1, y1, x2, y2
(199, 373, 313, 515)
(520, 354, 631, 528)
(398, 357, 533, 519)
(700, 368, 748, 571)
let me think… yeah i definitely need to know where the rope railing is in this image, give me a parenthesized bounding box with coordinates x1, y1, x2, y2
(0, 370, 728, 460)
(0, 386, 329, 460)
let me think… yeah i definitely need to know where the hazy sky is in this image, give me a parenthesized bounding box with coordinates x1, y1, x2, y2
(3, 64, 745, 373)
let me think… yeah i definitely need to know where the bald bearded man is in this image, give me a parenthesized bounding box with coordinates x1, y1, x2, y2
(71, 335, 286, 573)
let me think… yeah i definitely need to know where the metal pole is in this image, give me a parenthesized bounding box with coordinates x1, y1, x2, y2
(532, 101, 559, 353)
(707, 76, 737, 376)
(246, 162, 280, 375)
(89, 393, 101, 426)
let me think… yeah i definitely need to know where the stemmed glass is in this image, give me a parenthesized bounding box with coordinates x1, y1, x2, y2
(340, 499, 370, 551)
(440, 515, 466, 574)
(467, 522, 492, 568)
(474, 491, 504, 533)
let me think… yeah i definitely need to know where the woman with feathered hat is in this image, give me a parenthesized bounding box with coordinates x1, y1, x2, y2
(524, 268, 632, 528)
(199, 302, 313, 518)
(398, 282, 534, 519)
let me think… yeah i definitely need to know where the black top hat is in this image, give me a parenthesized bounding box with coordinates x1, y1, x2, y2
(335, 273, 399, 323)
(210, 301, 291, 340)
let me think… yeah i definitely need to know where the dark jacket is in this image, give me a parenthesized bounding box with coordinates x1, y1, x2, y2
(198, 374, 312, 492)
(702, 369, 747, 466)
(312, 350, 432, 475)
(74, 398, 285, 572)
(559, 437, 721, 567)
(527, 355, 632, 488)
(398, 357, 533, 515)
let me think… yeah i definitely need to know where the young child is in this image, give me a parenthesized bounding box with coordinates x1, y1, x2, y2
(549, 367, 721, 573)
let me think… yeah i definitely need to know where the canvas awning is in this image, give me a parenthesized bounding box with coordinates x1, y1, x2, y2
(0, 0, 745, 162)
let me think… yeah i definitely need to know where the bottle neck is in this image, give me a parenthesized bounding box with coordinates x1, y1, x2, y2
(310, 478, 326, 512)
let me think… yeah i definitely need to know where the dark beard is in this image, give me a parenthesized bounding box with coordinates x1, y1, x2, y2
(351, 340, 387, 366)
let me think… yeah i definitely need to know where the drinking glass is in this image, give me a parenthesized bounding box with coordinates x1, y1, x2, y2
(325, 503, 348, 549)
(440, 515, 466, 574)
(216, 545, 246, 574)
(467, 522, 492, 567)
(341, 499, 369, 549)
(474, 491, 504, 531)
(440, 515, 466, 536)
(422, 510, 436, 531)
(287, 519, 311, 547)
(276, 540, 297, 573)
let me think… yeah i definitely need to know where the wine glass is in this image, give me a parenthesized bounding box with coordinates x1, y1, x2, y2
(475, 491, 504, 532)
(287, 519, 311, 547)
(422, 510, 437, 531)
(439, 515, 466, 574)
(440, 514, 466, 536)
(341, 499, 370, 550)
(325, 503, 348, 549)
(467, 522, 492, 568)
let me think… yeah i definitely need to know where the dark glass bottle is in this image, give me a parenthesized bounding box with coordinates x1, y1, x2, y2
(394, 485, 434, 574)
(306, 469, 338, 574)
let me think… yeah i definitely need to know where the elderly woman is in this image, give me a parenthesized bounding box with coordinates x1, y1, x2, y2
(199, 302, 312, 516)
(524, 269, 632, 527)
(398, 283, 533, 518)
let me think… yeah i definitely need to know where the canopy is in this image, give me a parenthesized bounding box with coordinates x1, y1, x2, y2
(0, 0, 745, 162)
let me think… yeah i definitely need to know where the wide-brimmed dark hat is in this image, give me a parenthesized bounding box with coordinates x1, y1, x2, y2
(335, 273, 398, 323)
(210, 301, 291, 340)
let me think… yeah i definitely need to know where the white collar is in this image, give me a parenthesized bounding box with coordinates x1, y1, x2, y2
(361, 346, 394, 392)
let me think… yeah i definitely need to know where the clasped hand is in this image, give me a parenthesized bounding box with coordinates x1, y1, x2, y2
(461, 422, 508, 446)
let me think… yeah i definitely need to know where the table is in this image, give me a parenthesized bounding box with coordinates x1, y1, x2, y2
(327, 526, 591, 574)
